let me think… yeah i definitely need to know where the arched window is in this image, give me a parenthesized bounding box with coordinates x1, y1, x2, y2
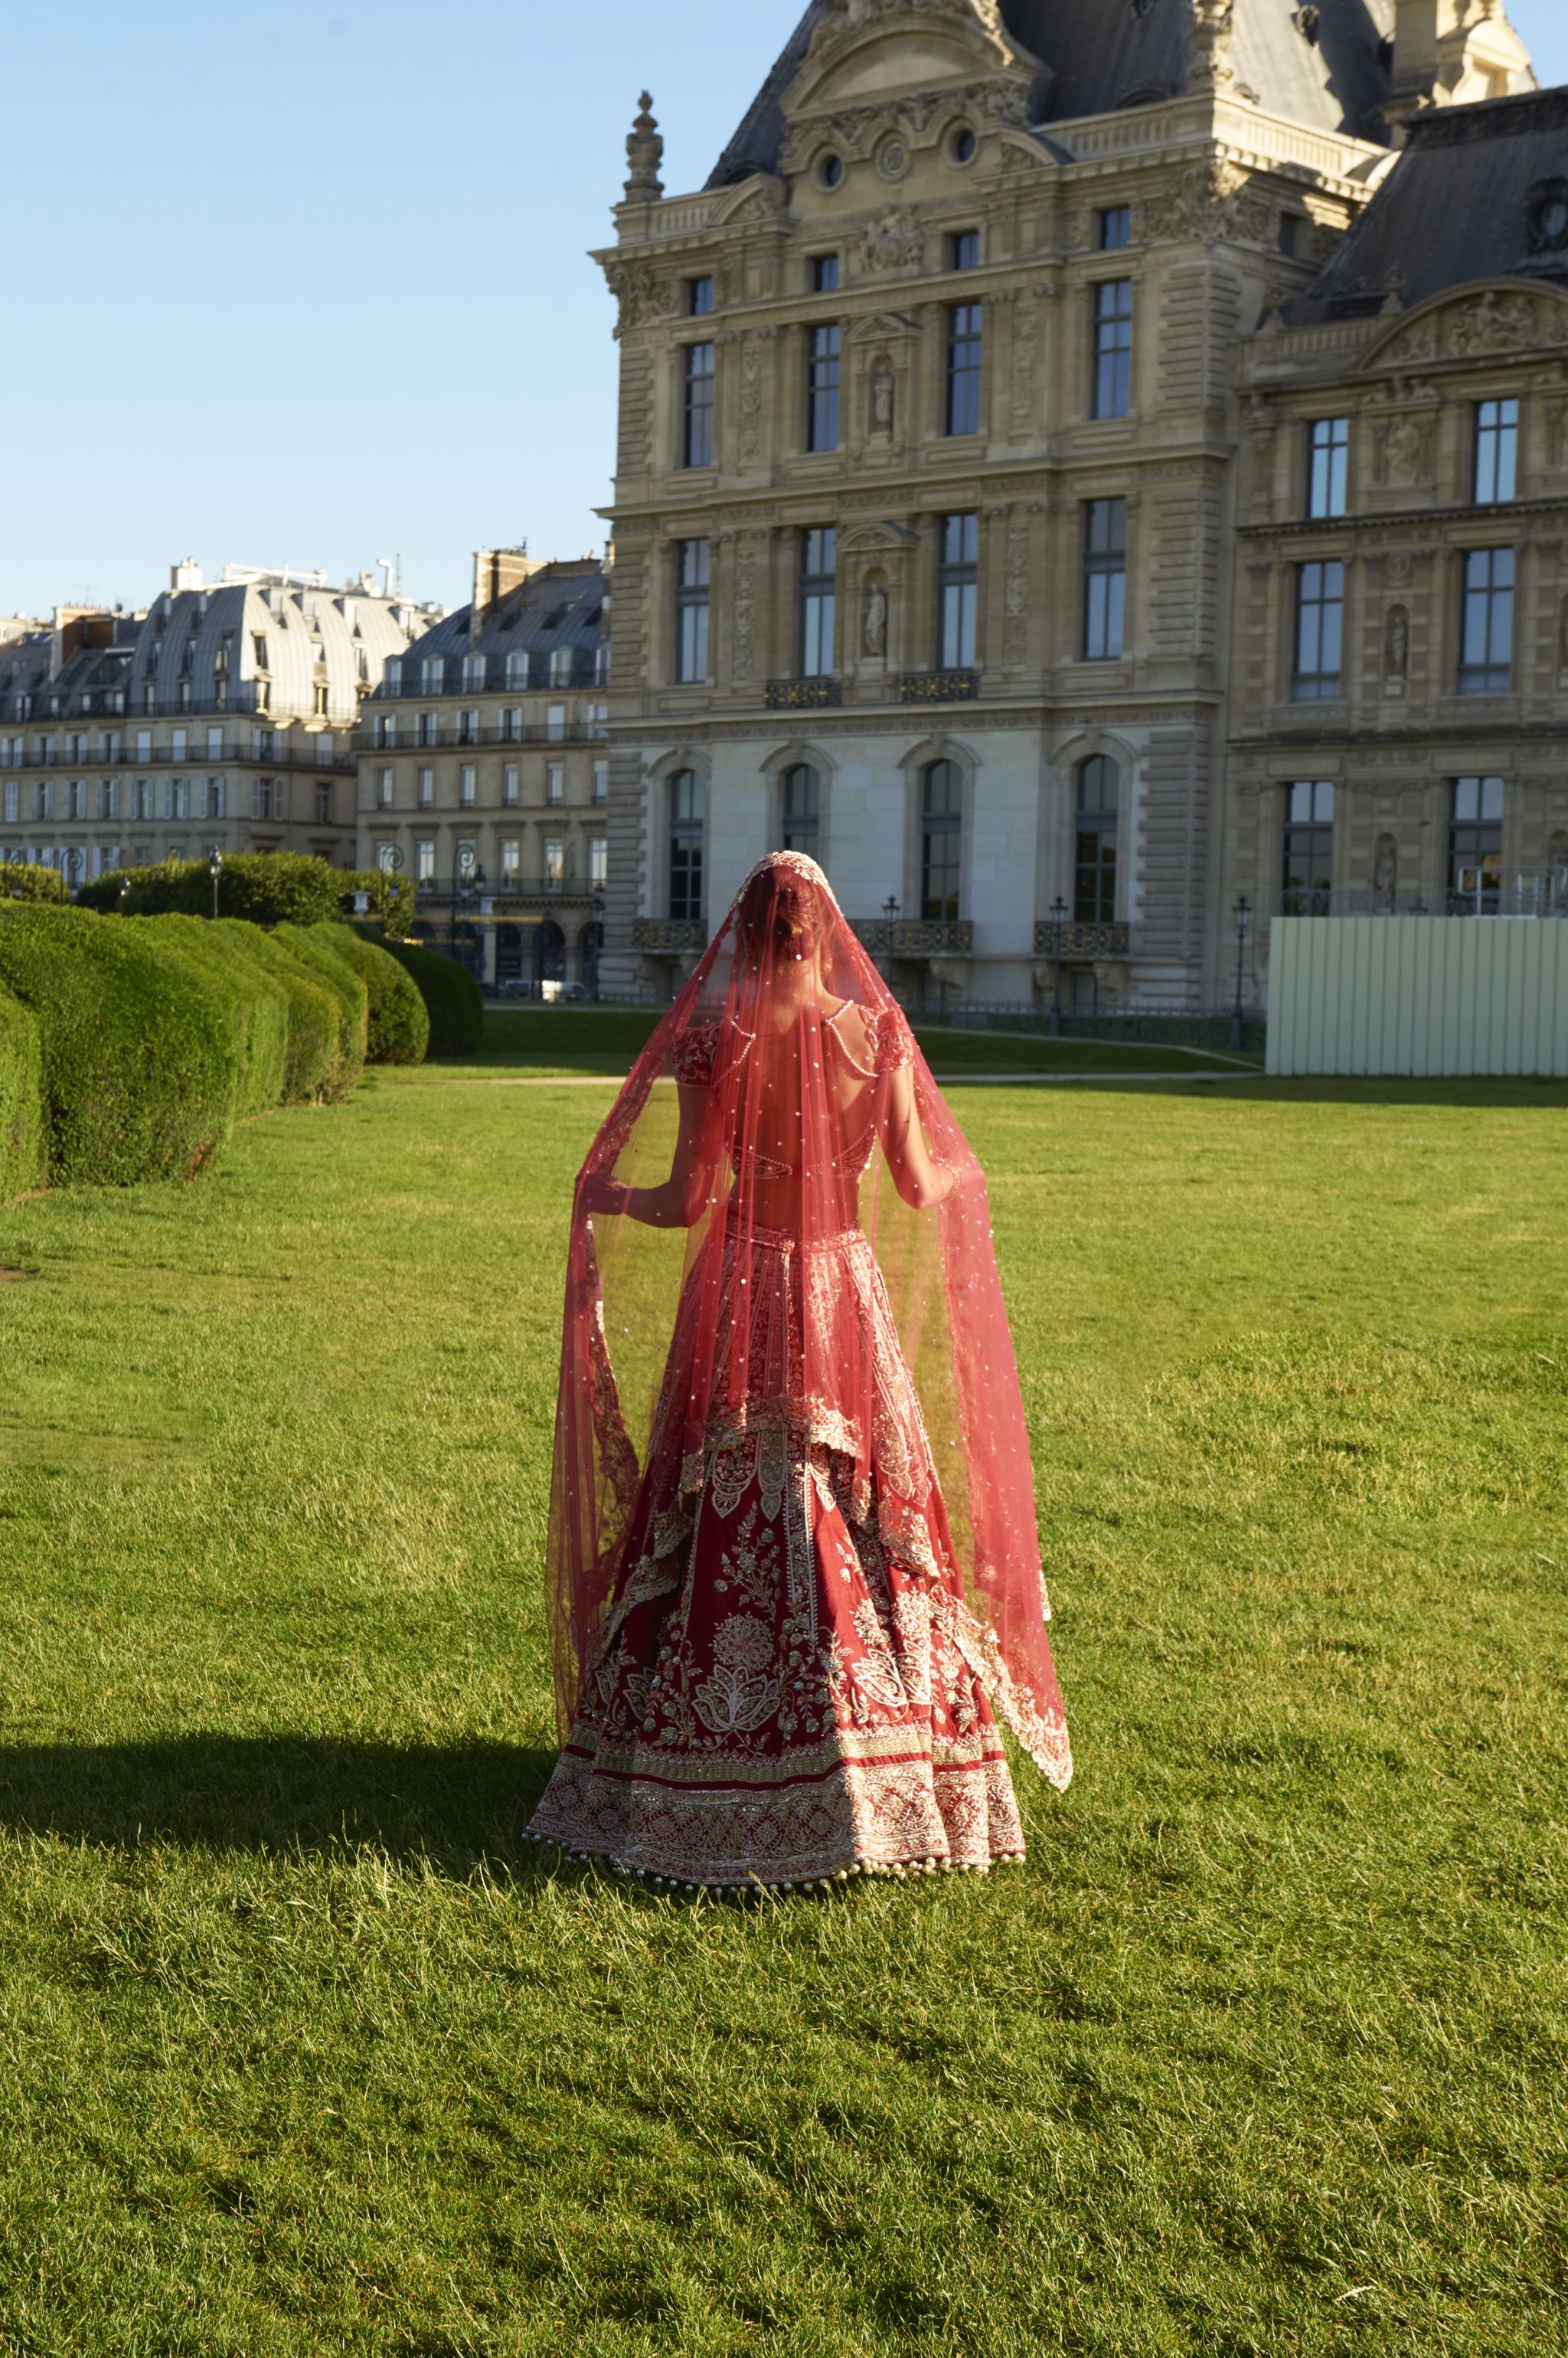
(669, 769, 704, 921)
(1074, 755, 1120, 924)
(921, 760, 962, 921)
(534, 919, 567, 988)
(779, 764, 820, 857)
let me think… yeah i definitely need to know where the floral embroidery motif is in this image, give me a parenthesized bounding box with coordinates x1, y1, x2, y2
(694, 1614, 782, 1735)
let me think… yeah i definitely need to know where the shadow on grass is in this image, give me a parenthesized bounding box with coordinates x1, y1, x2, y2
(0, 1734, 560, 1872)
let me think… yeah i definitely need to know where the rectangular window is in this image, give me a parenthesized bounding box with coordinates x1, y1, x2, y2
(171, 728, 187, 762)
(1458, 548, 1514, 694)
(417, 766, 434, 809)
(675, 540, 710, 683)
(1292, 560, 1344, 701)
(946, 300, 983, 437)
(938, 514, 978, 670)
(1, 784, 15, 825)
(134, 780, 152, 821)
(136, 730, 152, 761)
(207, 778, 226, 821)
(416, 839, 436, 885)
(100, 780, 119, 821)
(1092, 280, 1133, 420)
(377, 767, 394, 809)
(1450, 776, 1504, 913)
(503, 708, 522, 741)
(422, 659, 444, 693)
(593, 758, 609, 806)
(1307, 417, 1349, 519)
(458, 708, 478, 744)
(502, 763, 520, 806)
(1074, 757, 1121, 924)
(1282, 780, 1334, 915)
(463, 654, 485, 690)
(1099, 206, 1132, 250)
(812, 253, 840, 293)
(1083, 499, 1127, 661)
(546, 703, 567, 742)
(590, 835, 609, 889)
(500, 837, 521, 884)
(1474, 399, 1519, 506)
(68, 780, 86, 820)
(668, 770, 704, 921)
(683, 342, 715, 468)
(459, 764, 476, 807)
(807, 322, 841, 452)
(549, 648, 573, 688)
(419, 711, 436, 747)
(921, 760, 962, 922)
(207, 725, 223, 760)
(952, 231, 980, 272)
(688, 276, 714, 318)
(315, 783, 332, 824)
(587, 701, 609, 737)
(800, 528, 837, 678)
(168, 779, 188, 820)
(544, 837, 565, 890)
(546, 762, 564, 806)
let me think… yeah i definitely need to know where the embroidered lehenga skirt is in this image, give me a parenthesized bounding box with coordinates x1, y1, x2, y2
(528, 1220, 1027, 1889)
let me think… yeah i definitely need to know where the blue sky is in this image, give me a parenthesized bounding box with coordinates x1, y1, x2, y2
(4, 0, 1564, 622)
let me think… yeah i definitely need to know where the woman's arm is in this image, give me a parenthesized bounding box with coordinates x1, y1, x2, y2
(877, 1065, 956, 1211)
(580, 1083, 717, 1229)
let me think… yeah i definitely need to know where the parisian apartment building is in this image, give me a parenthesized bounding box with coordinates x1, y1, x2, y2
(0, 563, 436, 882)
(354, 551, 612, 993)
(591, 0, 1553, 1010)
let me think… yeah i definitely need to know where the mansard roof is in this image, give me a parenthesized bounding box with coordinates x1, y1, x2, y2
(1285, 83, 1568, 325)
(707, 0, 1397, 185)
(398, 560, 608, 668)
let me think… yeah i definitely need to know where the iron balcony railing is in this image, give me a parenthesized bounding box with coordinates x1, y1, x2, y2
(1279, 871, 1568, 920)
(852, 917, 975, 955)
(632, 917, 707, 953)
(763, 678, 842, 711)
(900, 669, 980, 704)
(356, 719, 608, 753)
(1032, 919, 1131, 958)
(415, 877, 602, 908)
(2, 738, 356, 774)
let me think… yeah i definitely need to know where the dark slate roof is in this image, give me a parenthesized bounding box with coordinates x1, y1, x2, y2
(400, 560, 608, 666)
(1285, 83, 1568, 325)
(707, 0, 1396, 184)
(0, 620, 138, 723)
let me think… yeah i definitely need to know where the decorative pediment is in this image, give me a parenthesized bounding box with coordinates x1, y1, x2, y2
(846, 309, 922, 346)
(838, 519, 919, 554)
(713, 178, 787, 227)
(784, 0, 1037, 122)
(1364, 282, 1568, 372)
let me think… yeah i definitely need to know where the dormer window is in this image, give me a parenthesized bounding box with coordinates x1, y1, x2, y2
(253, 634, 270, 671)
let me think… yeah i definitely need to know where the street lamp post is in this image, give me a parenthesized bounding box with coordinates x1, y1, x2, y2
(1050, 896, 1067, 1038)
(1230, 894, 1252, 1053)
(207, 846, 224, 921)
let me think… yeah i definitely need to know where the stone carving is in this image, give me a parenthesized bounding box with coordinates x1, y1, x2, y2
(1448, 290, 1538, 355)
(1376, 413, 1433, 489)
(1386, 551, 1414, 587)
(1374, 835, 1399, 906)
(1559, 597, 1568, 679)
(871, 365, 896, 437)
(1381, 314, 1439, 366)
(863, 578, 889, 659)
(1189, 0, 1236, 87)
(623, 92, 664, 203)
(1009, 299, 1037, 434)
(739, 341, 764, 463)
(733, 541, 756, 680)
(1003, 516, 1030, 665)
(1161, 160, 1272, 248)
(818, 0, 1007, 44)
(602, 257, 675, 336)
(1383, 605, 1410, 698)
(877, 136, 910, 180)
(858, 206, 925, 275)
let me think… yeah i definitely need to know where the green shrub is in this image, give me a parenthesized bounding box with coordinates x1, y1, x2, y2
(104, 852, 350, 928)
(312, 924, 430, 1065)
(271, 924, 368, 1102)
(0, 987, 44, 1202)
(0, 906, 236, 1186)
(131, 915, 290, 1119)
(338, 871, 416, 935)
(72, 870, 131, 914)
(376, 938, 485, 1058)
(0, 862, 67, 904)
(214, 924, 338, 1105)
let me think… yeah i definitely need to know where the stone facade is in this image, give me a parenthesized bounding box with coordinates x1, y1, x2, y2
(354, 553, 612, 992)
(596, 0, 1546, 1009)
(0, 563, 431, 885)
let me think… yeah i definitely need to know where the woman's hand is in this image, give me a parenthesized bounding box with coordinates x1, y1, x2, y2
(580, 1171, 630, 1218)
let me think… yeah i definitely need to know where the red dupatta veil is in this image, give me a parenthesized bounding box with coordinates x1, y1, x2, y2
(544, 852, 1070, 1790)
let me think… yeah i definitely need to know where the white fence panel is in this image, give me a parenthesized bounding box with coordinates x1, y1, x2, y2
(1266, 918, 1568, 1077)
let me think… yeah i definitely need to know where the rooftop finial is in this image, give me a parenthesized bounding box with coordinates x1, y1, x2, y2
(625, 92, 664, 203)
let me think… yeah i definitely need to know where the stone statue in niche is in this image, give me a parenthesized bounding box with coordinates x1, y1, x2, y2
(871, 366, 895, 437)
(1383, 604, 1410, 696)
(863, 578, 889, 659)
(1374, 835, 1399, 907)
(1383, 414, 1426, 487)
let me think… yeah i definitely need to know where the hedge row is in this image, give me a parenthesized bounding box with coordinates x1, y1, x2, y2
(0, 903, 467, 1199)
(74, 852, 416, 933)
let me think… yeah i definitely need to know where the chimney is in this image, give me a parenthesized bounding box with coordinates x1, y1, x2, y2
(1387, 1, 1537, 139)
(471, 545, 538, 627)
(170, 557, 204, 593)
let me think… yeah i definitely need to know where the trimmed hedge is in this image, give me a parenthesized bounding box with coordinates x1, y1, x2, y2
(83, 852, 345, 927)
(132, 915, 291, 1120)
(312, 924, 430, 1065)
(271, 924, 369, 1102)
(0, 863, 67, 905)
(215, 924, 339, 1105)
(0, 987, 44, 1202)
(339, 870, 416, 934)
(0, 906, 236, 1186)
(376, 938, 485, 1058)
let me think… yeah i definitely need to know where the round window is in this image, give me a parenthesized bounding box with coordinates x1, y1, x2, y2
(1545, 198, 1568, 244)
(952, 127, 978, 165)
(818, 153, 844, 191)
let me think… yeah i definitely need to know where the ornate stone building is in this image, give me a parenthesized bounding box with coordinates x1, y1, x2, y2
(596, 0, 1543, 1007)
(355, 552, 612, 991)
(1224, 86, 1568, 965)
(0, 564, 430, 884)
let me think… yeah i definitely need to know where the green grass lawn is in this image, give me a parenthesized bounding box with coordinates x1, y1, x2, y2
(0, 1052, 1563, 2355)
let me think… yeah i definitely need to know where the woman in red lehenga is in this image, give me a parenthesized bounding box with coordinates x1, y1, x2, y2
(528, 852, 1071, 1890)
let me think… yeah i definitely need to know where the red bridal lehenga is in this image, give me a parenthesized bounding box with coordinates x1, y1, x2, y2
(528, 852, 1071, 1890)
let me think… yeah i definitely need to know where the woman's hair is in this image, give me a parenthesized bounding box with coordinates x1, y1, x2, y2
(737, 866, 820, 966)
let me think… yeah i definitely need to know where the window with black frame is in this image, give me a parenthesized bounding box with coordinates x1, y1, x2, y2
(1473, 399, 1518, 505)
(1083, 499, 1126, 660)
(779, 764, 821, 857)
(1074, 756, 1120, 923)
(921, 759, 962, 921)
(1281, 780, 1334, 914)
(1091, 280, 1132, 420)
(799, 528, 836, 677)
(1449, 775, 1503, 913)
(1458, 549, 1513, 692)
(683, 342, 714, 469)
(1292, 561, 1344, 700)
(807, 324, 841, 452)
(937, 514, 978, 669)
(946, 299, 983, 437)
(1306, 417, 1348, 518)
(675, 540, 710, 683)
(668, 770, 704, 921)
